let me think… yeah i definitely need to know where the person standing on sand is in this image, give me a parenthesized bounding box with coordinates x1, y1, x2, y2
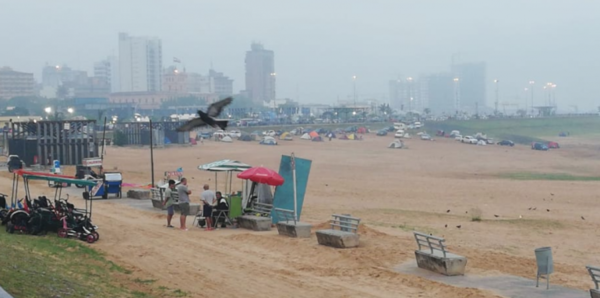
(162, 180, 177, 228)
(176, 178, 192, 230)
(200, 184, 216, 230)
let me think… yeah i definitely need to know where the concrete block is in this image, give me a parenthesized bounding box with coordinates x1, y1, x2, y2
(591, 289, 600, 298)
(238, 215, 272, 231)
(316, 229, 359, 248)
(276, 222, 312, 238)
(151, 199, 163, 209)
(414, 250, 467, 276)
(127, 189, 152, 200)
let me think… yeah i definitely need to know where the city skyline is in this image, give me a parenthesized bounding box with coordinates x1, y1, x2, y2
(1, 1, 599, 111)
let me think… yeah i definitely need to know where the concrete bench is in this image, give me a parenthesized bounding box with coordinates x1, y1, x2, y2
(413, 231, 467, 276)
(316, 214, 360, 248)
(274, 208, 311, 238)
(587, 265, 600, 298)
(238, 202, 273, 231)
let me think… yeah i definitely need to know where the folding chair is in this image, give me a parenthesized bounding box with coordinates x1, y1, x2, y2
(212, 209, 233, 228)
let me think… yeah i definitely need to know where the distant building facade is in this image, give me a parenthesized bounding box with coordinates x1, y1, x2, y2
(42, 64, 87, 88)
(162, 66, 233, 102)
(94, 55, 120, 93)
(109, 92, 175, 110)
(118, 32, 163, 92)
(389, 77, 420, 112)
(420, 73, 455, 115)
(0, 67, 35, 99)
(244, 43, 275, 104)
(451, 62, 486, 113)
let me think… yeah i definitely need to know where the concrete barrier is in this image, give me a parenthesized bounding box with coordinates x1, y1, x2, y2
(0, 286, 13, 298)
(237, 215, 272, 231)
(151, 198, 163, 209)
(127, 189, 152, 200)
(316, 230, 359, 248)
(276, 222, 312, 238)
(415, 250, 467, 276)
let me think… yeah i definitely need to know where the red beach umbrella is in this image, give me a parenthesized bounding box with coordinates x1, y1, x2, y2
(237, 166, 284, 186)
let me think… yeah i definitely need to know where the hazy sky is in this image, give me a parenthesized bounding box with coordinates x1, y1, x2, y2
(1, 1, 599, 111)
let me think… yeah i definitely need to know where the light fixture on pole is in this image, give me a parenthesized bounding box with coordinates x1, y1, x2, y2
(352, 75, 357, 114)
(453, 78, 460, 113)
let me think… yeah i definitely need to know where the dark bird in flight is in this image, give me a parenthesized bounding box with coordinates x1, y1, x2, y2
(176, 97, 233, 132)
(446, 210, 450, 213)
(444, 224, 447, 228)
(494, 215, 499, 218)
(456, 225, 461, 229)
(581, 216, 585, 220)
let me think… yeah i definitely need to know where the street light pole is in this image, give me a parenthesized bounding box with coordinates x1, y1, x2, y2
(453, 78, 460, 114)
(352, 75, 357, 113)
(493, 79, 499, 115)
(529, 80, 535, 115)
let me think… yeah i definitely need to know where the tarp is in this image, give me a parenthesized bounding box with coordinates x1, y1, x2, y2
(300, 133, 311, 140)
(221, 136, 233, 142)
(309, 131, 319, 138)
(239, 134, 254, 141)
(347, 133, 355, 140)
(357, 127, 367, 134)
(198, 160, 252, 172)
(311, 136, 323, 142)
(389, 140, 403, 149)
(260, 137, 277, 145)
(14, 170, 73, 179)
(22, 173, 98, 187)
(279, 132, 292, 140)
(272, 155, 312, 223)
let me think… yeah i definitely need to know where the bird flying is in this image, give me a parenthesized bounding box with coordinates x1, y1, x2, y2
(176, 97, 233, 132)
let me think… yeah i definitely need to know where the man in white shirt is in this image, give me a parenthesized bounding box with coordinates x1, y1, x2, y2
(200, 184, 216, 230)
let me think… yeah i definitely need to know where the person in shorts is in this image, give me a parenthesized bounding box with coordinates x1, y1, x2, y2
(176, 178, 192, 230)
(162, 179, 177, 228)
(200, 184, 216, 231)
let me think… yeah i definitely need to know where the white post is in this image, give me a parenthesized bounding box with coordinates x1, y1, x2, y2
(291, 153, 298, 221)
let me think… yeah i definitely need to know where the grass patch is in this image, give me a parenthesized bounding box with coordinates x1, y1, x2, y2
(500, 172, 600, 181)
(0, 232, 157, 298)
(470, 208, 483, 222)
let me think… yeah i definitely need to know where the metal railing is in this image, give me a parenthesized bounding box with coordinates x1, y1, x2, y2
(329, 214, 360, 234)
(413, 231, 448, 258)
(587, 265, 600, 290)
(247, 202, 273, 217)
(274, 208, 296, 225)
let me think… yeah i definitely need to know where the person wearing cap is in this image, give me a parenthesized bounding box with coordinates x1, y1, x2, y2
(162, 179, 177, 228)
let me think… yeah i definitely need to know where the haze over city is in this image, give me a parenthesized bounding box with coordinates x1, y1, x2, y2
(1, 0, 599, 111)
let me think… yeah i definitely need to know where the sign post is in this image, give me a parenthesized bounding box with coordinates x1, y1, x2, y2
(291, 152, 297, 221)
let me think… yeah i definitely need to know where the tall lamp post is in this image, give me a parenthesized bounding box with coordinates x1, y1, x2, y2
(529, 80, 535, 115)
(407, 77, 413, 112)
(453, 78, 460, 114)
(352, 75, 357, 115)
(493, 79, 499, 115)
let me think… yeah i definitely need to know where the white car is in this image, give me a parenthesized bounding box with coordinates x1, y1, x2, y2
(213, 130, 227, 138)
(461, 136, 478, 144)
(455, 135, 463, 141)
(227, 130, 241, 138)
(420, 134, 432, 140)
(394, 130, 405, 138)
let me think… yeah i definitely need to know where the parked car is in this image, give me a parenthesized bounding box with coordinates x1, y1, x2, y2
(394, 130, 405, 138)
(227, 130, 241, 138)
(376, 129, 388, 136)
(461, 136, 478, 144)
(420, 134, 432, 140)
(497, 140, 515, 146)
(532, 142, 549, 151)
(455, 135, 463, 141)
(547, 141, 560, 149)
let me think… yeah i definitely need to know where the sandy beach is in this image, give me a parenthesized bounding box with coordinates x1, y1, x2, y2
(4, 133, 600, 298)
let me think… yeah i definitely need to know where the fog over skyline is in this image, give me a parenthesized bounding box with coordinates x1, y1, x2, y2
(1, 0, 599, 111)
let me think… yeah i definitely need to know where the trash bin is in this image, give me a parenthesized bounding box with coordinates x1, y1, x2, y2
(104, 172, 123, 198)
(535, 247, 554, 275)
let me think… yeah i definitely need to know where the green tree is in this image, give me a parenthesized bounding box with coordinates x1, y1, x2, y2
(3, 106, 30, 116)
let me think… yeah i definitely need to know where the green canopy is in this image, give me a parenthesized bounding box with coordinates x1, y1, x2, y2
(22, 174, 98, 187)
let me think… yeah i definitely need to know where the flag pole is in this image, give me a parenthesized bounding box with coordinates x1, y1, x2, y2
(291, 152, 297, 221)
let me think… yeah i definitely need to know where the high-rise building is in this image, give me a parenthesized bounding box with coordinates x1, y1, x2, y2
(42, 64, 87, 88)
(244, 43, 275, 104)
(0, 67, 35, 99)
(389, 77, 420, 112)
(94, 56, 120, 93)
(209, 69, 233, 96)
(451, 62, 486, 113)
(118, 32, 162, 92)
(420, 73, 455, 115)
